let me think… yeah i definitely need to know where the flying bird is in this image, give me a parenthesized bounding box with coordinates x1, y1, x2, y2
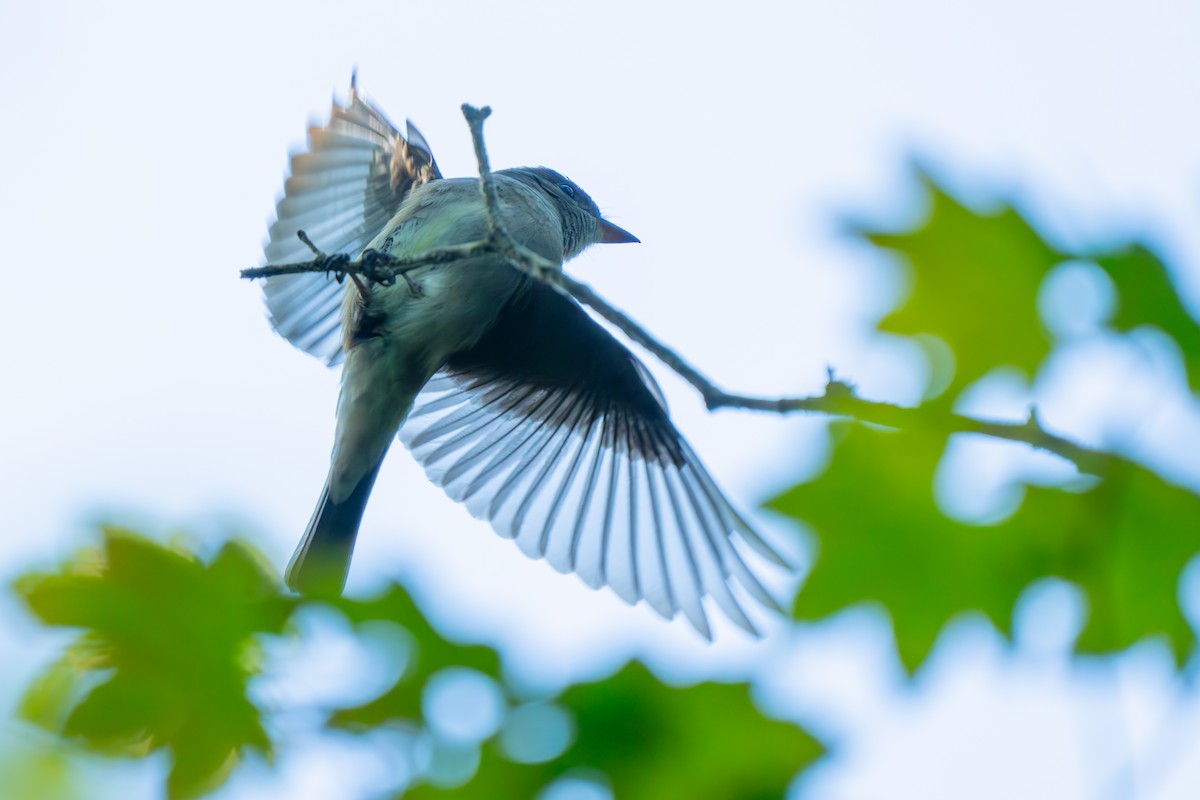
(260, 84, 790, 637)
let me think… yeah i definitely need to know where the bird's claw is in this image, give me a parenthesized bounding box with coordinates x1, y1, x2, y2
(361, 249, 425, 297)
(360, 250, 392, 286)
(315, 253, 352, 282)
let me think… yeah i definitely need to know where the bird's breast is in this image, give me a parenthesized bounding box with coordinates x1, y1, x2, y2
(341, 176, 564, 362)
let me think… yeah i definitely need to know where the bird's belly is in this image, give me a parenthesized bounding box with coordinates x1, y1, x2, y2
(367, 257, 522, 368)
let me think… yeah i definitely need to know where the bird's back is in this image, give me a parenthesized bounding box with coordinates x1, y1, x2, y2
(366, 174, 567, 265)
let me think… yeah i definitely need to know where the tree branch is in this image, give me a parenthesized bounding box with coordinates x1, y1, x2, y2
(241, 103, 1111, 477)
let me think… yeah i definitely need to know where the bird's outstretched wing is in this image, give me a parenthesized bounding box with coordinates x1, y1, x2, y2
(400, 279, 791, 638)
(262, 85, 441, 365)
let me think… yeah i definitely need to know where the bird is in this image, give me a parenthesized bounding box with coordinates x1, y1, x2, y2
(260, 82, 791, 638)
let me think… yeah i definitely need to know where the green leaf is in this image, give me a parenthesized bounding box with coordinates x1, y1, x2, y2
(0, 737, 80, 800)
(1021, 461, 1200, 660)
(770, 422, 1033, 671)
(327, 585, 502, 730)
(323, 587, 820, 799)
(856, 170, 1062, 395)
(14, 529, 292, 799)
(556, 662, 820, 800)
(406, 662, 822, 800)
(770, 423, 1200, 673)
(406, 741, 546, 800)
(1092, 243, 1200, 392)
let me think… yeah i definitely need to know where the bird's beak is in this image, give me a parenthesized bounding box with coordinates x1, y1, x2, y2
(597, 218, 640, 244)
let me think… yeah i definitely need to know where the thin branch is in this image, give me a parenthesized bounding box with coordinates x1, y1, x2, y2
(461, 104, 504, 243)
(240, 243, 483, 282)
(241, 104, 1112, 477)
(530, 268, 1109, 473)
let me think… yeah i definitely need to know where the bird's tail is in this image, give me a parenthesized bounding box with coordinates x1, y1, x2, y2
(285, 458, 384, 596)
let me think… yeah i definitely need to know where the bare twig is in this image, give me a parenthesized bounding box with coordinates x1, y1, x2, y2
(240, 242, 484, 282)
(461, 104, 504, 243)
(241, 104, 1111, 477)
(525, 267, 1109, 473)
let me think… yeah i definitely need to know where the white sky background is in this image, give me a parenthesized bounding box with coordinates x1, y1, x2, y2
(2, 1, 1200, 798)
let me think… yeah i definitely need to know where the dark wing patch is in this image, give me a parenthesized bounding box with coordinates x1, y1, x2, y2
(261, 88, 441, 365)
(398, 280, 789, 638)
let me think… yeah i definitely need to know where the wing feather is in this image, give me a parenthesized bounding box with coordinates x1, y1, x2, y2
(261, 86, 441, 365)
(398, 281, 789, 638)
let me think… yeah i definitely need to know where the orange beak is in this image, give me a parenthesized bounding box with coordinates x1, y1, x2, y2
(597, 218, 640, 244)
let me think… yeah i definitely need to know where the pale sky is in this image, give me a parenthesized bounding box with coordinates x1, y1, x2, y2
(2, 1, 1200, 797)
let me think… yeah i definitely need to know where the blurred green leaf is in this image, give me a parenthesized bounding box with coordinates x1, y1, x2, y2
(555, 662, 820, 800)
(1093, 243, 1200, 392)
(406, 662, 821, 800)
(0, 737, 79, 800)
(856, 170, 1062, 395)
(324, 587, 820, 798)
(770, 423, 1200, 673)
(1030, 460, 1200, 659)
(18, 544, 823, 799)
(409, 741, 544, 799)
(327, 585, 502, 729)
(14, 529, 293, 799)
(770, 423, 1036, 671)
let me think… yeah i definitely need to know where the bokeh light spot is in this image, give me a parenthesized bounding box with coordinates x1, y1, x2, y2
(422, 668, 506, 744)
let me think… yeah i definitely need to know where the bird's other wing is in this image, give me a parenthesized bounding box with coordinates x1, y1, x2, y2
(262, 84, 441, 365)
(399, 279, 792, 639)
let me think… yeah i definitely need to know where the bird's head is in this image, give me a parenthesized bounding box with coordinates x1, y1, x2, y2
(506, 167, 639, 260)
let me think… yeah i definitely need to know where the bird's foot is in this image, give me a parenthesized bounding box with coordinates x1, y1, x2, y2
(362, 249, 425, 298)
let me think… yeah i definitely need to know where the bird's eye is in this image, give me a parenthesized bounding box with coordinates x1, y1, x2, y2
(559, 183, 576, 198)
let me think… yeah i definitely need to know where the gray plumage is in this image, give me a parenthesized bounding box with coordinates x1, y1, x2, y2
(261, 85, 790, 638)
